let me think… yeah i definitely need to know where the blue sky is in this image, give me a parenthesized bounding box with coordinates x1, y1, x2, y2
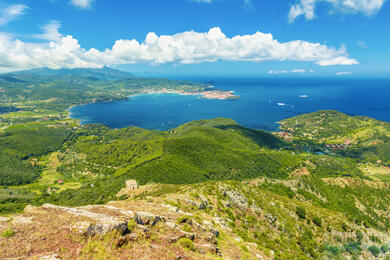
(0, 0, 389, 76)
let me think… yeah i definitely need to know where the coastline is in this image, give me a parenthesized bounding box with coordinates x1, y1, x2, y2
(67, 87, 239, 123)
(137, 88, 240, 100)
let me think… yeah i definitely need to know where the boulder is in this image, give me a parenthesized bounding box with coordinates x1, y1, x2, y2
(72, 219, 128, 237)
(135, 211, 163, 226)
(223, 190, 248, 208)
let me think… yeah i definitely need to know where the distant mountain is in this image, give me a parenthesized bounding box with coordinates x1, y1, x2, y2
(4, 67, 134, 81)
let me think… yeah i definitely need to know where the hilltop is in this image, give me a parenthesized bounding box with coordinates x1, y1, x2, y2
(279, 110, 390, 164)
(2, 178, 390, 259)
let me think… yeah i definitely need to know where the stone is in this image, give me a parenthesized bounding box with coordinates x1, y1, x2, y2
(39, 254, 59, 260)
(12, 216, 33, 225)
(265, 213, 277, 224)
(165, 221, 177, 229)
(162, 204, 180, 213)
(72, 220, 128, 237)
(223, 190, 248, 208)
(210, 227, 219, 238)
(40, 204, 128, 236)
(135, 211, 163, 226)
(179, 230, 196, 240)
(0, 216, 11, 222)
(24, 205, 38, 213)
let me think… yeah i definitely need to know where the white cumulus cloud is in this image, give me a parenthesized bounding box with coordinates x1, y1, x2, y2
(70, 0, 94, 9)
(0, 26, 358, 72)
(0, 4, 28, 25)
(289, 0, 387, 22)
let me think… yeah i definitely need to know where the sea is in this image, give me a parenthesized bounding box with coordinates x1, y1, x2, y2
(69, 77, 390, 131)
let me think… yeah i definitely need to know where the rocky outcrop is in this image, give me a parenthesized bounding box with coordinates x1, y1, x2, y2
(223, 190, 248, 208)
(42, 204, 129, 236)
(135, 211, 164, 226)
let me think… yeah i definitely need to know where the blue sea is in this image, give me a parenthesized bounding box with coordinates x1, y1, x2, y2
(69, 77, 390, 131)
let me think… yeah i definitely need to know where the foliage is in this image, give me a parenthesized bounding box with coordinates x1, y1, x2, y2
(1, 228, 14, 238)
(296, 206, 306, 219)
(177, 238, 195, 251)
(368, 245, 381, 257)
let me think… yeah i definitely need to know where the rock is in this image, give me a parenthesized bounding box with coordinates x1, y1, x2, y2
(128, 232, 138, 241)
(265, 213, 277, 224)
(199, 195, 213, 210)
(222, 200, 232, 208)
(103, 205, 135, 218)
(42, 204, 129, 236)
(213, 217, 230, 230)
(12, 216, 32, 225)
(202, 220, 213, 227)
(72, 220, 128, 237)
(39, 254, 59, 260)
(224, 190, 248, 208)
(162, 204, 179, 213)
(210, 227, 219, 238)
(168, 230, 196, 243)
(135, 211, 163, 226)
(0, 216, 11, 222)
(24, 205, 38, 213)
(199, 244, 219, 255)
(165, 221, 177, 229)
(179, 230, 196, 240)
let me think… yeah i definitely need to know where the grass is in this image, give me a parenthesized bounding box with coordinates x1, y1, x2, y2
(1, 227, 14, 238)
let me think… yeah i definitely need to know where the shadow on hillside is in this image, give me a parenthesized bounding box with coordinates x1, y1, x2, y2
(214, 125, 284, 148)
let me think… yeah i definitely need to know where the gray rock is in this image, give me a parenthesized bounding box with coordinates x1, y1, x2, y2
(265, 213, 277, 224)
(224, 190, 248, 208)
(210, 227, 219, 238)
(0, 216, 11, 222)
(135, 211, 163, 226)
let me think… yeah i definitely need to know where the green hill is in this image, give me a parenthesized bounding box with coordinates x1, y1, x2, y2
(279, 110, 390, 164)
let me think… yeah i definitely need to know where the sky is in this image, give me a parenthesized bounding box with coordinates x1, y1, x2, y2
(0, 0, 389, 77)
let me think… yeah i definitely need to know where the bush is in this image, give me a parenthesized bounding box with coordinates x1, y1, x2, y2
(369, 245, 380, 257)
(296, 206, 306, 219)
(324, 244, 340, 256)
(355, 231, 363, 243)
(312, 216, 322, 227)
(1, 228, 14, 238)
(370, 235, 381, 243)
(177, 238, 195, 251)
(177, 215, 190, 224)
(127, 219, 136, 232)
(381, 245, 388, 253)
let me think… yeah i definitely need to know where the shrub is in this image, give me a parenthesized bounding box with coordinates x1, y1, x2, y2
(370, 235, 381, 243)
(177, 215, 190, 224)
(355, 231, 363, 243)
(324, 244, 340, 256)
(296, 206, 306, 219)
(381, 245, 388, 253)
(312, 216, 322, 227)
(369, 245, 380, 257)
(182, 224, 192, 232)
(127, 219, 136, 232)
(1, 228, 14, 238)
(178, 238, 195, 251)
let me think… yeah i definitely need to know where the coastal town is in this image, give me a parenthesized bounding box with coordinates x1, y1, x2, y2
(141, 87, 240, 100)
